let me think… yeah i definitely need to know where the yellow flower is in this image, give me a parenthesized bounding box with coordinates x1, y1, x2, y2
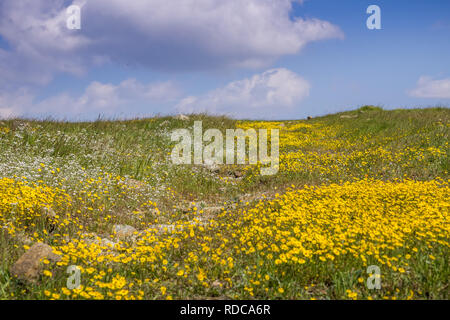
(62, 288, 71, 296)
(43, 270, 52, 277)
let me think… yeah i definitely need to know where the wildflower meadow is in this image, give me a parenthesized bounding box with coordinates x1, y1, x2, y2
(0, 106, 448, 300)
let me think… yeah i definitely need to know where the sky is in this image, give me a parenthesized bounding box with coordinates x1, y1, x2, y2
(0, 0, 449, 120)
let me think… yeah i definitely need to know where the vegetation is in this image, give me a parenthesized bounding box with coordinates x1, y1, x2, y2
(0, 106, 448, 299)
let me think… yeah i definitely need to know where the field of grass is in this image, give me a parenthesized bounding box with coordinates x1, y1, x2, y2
(0, 106, 448, 300)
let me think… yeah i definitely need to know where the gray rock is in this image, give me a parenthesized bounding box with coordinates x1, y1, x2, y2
(16, 232, 33, 246)
(10, 242, 61, 283)
(146, 224, 178, 235)
(176, 114, 189, 121)
(232, 170, 244, 178)
(113, 224, 137, 241)
(82, 234, 119, 252)
(100, 238, 118, 248)
(203, 159, 220, 173)
(42, 207, 56, 218)
(211, 280, 224, 288)
(202, 207, 222, 219)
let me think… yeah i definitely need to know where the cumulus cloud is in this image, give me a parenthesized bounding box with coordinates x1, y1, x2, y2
(0, 88, 34, 118)
(0, 0, 343, 87)
(82, 0, 343, 70)
(408, 76, 450, 99)
(1, 69, 310, 119)
(0, 0, 90, 86)
(176, 68, 310, 118)
(0, 1, 340, 118)
(0, 79, 181, 119)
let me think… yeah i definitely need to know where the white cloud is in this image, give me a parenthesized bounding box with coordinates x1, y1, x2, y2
(0, 88, 34, 118)
(36, 79, 181, 116)
(176, 68, 310, 118)
(0, 79, 181, 118)
(1, 70, 311, 119)
(83, 0, 343, 70)
(0, 0, 90, 86)
(0, 0, 343, 87)
(409, 76, 450, 99)
(0, 107, 17, 119)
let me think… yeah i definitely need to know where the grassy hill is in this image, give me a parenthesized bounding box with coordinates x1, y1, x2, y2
(0, 106, 448, 299)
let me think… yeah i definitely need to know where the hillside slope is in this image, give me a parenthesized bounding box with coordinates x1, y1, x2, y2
(0, 106, 448, 299)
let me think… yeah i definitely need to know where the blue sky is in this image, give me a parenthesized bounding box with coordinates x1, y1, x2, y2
(283, 0, 450, 117)
(0, 0, 449, 120)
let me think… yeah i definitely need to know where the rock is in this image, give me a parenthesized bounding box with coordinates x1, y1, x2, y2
(40, 207, 57, 233)
(208, 165, 220, 173)
(203, 207, 222, 215)
(203, 159, 220, 173)
(159, 120, 169, 127)
(146, 224, 178, 235)
(113, 225, 137, 241)
(10, 242, 61, 283)
(176, 114, 189, 121)
(81, 232, 99, 240)
(307, 116, 312, 120)
(232, 170, 244, 178)
(16, 232, 33, 246)
(179, 205, 191, 214)
(99, 238, 118, 248)
(211, 280, 224, 288)
(42, 207, 56, 218)
(82, 234, 119, 251)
